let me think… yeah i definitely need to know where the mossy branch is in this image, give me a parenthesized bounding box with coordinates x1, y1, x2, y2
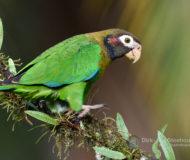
(0, 53, 152, 160)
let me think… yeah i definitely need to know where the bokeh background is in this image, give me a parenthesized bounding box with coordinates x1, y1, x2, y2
(0, 0, 190, 159)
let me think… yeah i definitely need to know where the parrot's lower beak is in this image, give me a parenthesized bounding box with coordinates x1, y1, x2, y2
(125, 46, 141, 63)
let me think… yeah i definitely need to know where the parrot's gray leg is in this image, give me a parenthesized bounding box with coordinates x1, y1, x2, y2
(78, 104, 106, 118)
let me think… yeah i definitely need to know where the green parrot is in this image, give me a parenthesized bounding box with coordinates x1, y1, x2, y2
(0, 29, 142, 116)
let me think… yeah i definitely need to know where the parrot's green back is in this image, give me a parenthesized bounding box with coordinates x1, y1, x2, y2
(17, 34, 102, 86)
(0, 34, 105, 111)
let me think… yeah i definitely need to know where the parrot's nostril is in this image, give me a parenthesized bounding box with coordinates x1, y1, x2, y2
(137, 46, 141, 51)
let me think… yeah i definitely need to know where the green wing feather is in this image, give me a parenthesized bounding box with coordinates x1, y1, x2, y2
(17, 34, 101, 87)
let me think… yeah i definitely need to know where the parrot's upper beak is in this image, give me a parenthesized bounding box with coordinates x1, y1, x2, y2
(125, 45, 142, 63)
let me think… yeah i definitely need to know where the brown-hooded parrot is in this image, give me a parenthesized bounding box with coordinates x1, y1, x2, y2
(0, 29, 142, 116)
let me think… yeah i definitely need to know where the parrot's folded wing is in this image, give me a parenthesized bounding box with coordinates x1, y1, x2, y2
(15, 35, 101, 87)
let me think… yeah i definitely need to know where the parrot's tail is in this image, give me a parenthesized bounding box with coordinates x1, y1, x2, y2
(0, 84, 16, 91)
(0, 78, 18, 91)
(0, 72, 23, 91)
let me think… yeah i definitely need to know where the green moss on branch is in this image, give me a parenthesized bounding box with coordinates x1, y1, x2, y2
(0, 53, 151, 160)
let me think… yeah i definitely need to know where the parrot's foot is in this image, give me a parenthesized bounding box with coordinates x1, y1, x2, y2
(78, 104, 106, 118)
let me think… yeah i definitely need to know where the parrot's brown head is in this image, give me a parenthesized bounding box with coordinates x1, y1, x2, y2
(101, 29, 142, 63)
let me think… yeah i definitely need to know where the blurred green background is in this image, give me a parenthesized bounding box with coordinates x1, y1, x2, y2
(0, 0, 190, 159)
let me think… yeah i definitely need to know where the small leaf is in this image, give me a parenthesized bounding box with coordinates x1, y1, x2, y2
(93, 146, 126, 159)
(8, 58, 17, 75)
(152, 124, 168, 159)
(0, 18, 3, 50)
(158, 131, 175, 160)
(160, 124, 168, 133)
(25, 110, 58, 125)
(140, 156, 149, 160)
(116, 113, 130, 140)
(80, 121, 85, 130)
(22, 101, 39, 111)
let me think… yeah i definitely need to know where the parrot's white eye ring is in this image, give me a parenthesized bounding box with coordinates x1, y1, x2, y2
(119, 35, 133, 47)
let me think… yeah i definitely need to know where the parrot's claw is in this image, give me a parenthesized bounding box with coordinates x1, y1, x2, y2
(78, 104, 106, 118)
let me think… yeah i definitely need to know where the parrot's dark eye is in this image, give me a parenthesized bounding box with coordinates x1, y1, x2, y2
(125, 38, 131, 44)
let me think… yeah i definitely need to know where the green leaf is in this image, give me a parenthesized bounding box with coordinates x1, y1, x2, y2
(93, 146, 126, 159)
(160, 124, 168, 133)
(8, 58, 17, 75)
(116, 113, 130, 140)
(152, 124, 168, 159)
(22, 101, 39, 111)
(80, 121, 85, 130)
(0, 18, 3, 50)
(25, 110, 58, 125)
(158, 131, 175, 160)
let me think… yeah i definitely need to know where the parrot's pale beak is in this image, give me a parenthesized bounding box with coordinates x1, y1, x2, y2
(125, 45, 142, 63)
